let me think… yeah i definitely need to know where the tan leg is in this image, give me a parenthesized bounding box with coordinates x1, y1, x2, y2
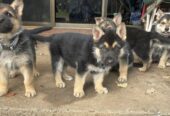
(33, 64, 39, 77)
(138, 61, 150, 72)
(117, 59, 128, 88)
(0, 68, 8, 96)
(93, 73, 108, 94)
(158, 49, 169, 69)
(9, 71, 18, 78)
(55, 71, 65, 88)
(54, 58, 66, 88)
(138, 50, 153, 72)
(62, 66, 73, 81)
(74, 73, 88, 98)
(20, 66, 36, 97)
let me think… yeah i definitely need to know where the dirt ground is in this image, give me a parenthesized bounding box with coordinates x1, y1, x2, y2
(0, 28, 170, 116)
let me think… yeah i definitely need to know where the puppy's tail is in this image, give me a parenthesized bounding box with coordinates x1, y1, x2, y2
(31, 35, 52, 42)
(24, 26, 52, 35)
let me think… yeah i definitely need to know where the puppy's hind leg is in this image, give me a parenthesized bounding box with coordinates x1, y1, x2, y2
(0, 68, 8, 96)
(33, 64, 39, 78)
(52, 57, 66, 88)
(158, 49, 169, 69)
(138, 50, 153, 72)
(117, 58, 128, 88)
(138, 60, 151, 72)
(62, 64, 73, 81)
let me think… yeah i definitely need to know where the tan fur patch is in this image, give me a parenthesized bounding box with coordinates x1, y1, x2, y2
(132, 51, 141, 63)
(104, 42, 109, 48)
(20, 65, 36, 97)
(112, 42, 117, 48)
(55, 71, 65, 88)
(74, 72, 88, 97)
(161, 19, 167, 24)
(93, 73, 108, 94)
(117, 48, 128, 87)
(139, 61, 150, 72)
(0, 68, 8, 96)
(158, 49, 169, 69)
(119, 59, 128, 81)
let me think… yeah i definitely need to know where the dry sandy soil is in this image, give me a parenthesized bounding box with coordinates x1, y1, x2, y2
(0, 28, 170, 116)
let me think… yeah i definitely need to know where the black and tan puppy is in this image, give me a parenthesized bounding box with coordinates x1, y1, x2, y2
(32, 22, 132, 97)
(0, 0, 37, 97)
(96, 14, 170, 72)
(151, 10, 170, 69)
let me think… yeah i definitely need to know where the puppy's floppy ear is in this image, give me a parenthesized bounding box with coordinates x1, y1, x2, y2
(116, 23, 127, 41)
(92, 26, 105, 42)
(10, 0, 24, 17)
(95, 17, 105, 25)
(155, 9, 164, 21)
(113, 13, 122, 26)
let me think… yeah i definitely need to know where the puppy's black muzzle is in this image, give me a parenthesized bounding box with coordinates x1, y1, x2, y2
(0, 14, 13, 33)
(102, 51, 118, 67)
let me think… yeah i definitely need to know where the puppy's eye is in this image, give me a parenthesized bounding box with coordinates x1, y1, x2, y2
(5, 12, 13, 17)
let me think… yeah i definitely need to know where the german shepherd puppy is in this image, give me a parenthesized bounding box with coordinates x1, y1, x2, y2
(0, 0, 37, 97)
(150, 10, 170, 69)
(32, 23, 132, 97)
(96, 14, 170, 71)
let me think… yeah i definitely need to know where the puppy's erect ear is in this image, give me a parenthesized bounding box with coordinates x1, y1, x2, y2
(113, 13, 122, 26)
(11, 0, 24, 17)
(95, 17, 105, 25)
(156, 9, 164, 21)
(92, 26, 105, 42)
(116, 23, 127, 41)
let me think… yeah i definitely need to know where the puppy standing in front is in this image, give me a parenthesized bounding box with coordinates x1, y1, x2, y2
(0, 0, 36, 97)
(32, 22, 131, 98)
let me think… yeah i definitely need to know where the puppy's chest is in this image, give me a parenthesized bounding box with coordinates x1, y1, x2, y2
(0, 50, 30, 70)
(87, 64, 111, 73)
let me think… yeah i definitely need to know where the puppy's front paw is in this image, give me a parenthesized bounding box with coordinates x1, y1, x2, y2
(138, 67, 147, 72)
(56, 82, 66, 88)
(158, 64, 166, 69)
(117, 77, 127, 88)
(25, 89, 36, 97)
(74, 90, 85, 98)
(96, 87, 108, 94)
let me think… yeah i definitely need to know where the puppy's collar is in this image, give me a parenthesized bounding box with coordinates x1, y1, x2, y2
(0, 28, 24, 51)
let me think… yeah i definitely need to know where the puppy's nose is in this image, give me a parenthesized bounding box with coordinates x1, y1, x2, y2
(165, 27, 169, 32)
(107, 56, 113, 64)
(0, 17, 4, 23)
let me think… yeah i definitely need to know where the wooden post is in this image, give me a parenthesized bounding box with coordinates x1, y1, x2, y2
(102, 0, 108, 18)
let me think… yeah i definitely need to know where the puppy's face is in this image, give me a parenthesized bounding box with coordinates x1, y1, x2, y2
(0, 0, 23, 34)
(155, 10, 170, 36)
(156, 15, 170, 36)
(92, 23, 127, 67)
